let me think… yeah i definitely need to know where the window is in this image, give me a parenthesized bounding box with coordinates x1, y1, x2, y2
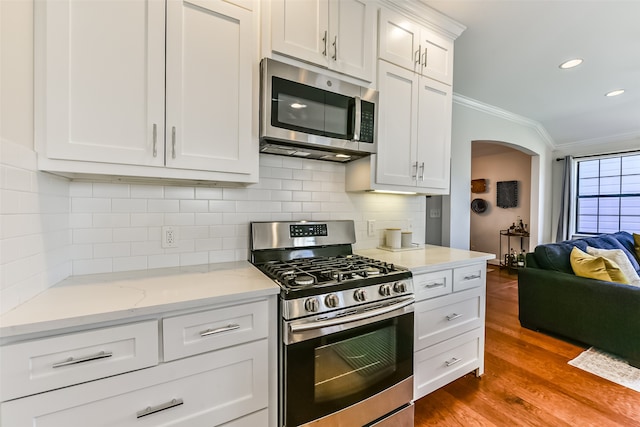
(576, 153, 640, 234)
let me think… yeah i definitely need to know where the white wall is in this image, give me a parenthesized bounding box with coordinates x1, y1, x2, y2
(444, 96, 555, 251)
(470, 147, 531, 262)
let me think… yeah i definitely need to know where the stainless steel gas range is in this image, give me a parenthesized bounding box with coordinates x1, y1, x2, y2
(250, 220, 415, 427)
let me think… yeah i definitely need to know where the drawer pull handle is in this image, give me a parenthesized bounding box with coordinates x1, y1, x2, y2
(446, 313, 462, 321)
(137, 398, 184, 419)
(52, 350, 113, 368)
(463, 274, 481, 281)
(445, 357, 462, 367)
(200, 323, 240, 337)
(425, 281, 445, 289)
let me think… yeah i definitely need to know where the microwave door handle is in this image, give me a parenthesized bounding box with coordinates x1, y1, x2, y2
(353, 96, 361, 141)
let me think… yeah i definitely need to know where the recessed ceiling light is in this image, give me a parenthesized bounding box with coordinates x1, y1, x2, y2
(559, 58, 583, 69)
(605, 89, 625, 97)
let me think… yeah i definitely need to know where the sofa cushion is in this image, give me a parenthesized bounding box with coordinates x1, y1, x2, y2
(586, 246, 640, 287)
(533, 234, 633, 274)
(570, 247, 629, 284)
(608, 231, 640, 271)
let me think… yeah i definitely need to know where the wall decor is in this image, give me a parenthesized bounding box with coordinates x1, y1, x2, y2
(471, 198, 488, 214)
(496, 180, 518, 208)
(471, 179, 487, 193)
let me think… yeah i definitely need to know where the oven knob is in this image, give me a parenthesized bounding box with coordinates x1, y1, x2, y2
(379, 284, 392, 296)
(353, 289, 367, 302)
(325, 294, 339, 308)
(394, 281, 407, 293)
(304, 297, 320, 313)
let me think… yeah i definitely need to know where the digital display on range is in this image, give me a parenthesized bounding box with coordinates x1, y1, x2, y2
(290, 224, 328, 238)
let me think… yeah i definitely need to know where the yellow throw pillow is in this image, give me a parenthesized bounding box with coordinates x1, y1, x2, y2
(634, 233, 640, 261)
(586, 246, 640, 287)
(569, 247, 629, 284)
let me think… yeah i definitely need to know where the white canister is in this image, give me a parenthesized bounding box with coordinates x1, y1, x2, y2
(385, 228, 401, 249)
(401, 231, 413, 248)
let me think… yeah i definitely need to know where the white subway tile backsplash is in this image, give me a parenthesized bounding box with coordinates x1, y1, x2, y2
(130, 184, 164, 199)
(93, 182, 130, 198)
(148, 199, 179, 212)
(2, 144, 426, 314)
(72, 197, 111, 213)
(112, 198, 147, 212)
(164, 186, 194, 199)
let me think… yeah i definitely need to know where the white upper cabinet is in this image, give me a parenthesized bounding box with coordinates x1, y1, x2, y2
(270, 0, 375, 82)
(165, 0, 254, 175)
(36, 0, 258, 183)
(373, 61, 451, 191)
(379, 8, 454, 85)
(38, 0, 166, 167)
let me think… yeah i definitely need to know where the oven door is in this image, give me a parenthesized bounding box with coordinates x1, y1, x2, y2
(282, 301, 414, 427)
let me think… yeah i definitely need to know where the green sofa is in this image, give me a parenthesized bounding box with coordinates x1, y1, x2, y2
(518, 231, 640, 368)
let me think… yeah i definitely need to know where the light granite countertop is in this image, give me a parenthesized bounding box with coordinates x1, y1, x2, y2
(356, 245, 495, 274)
(0, 261, 279, 339)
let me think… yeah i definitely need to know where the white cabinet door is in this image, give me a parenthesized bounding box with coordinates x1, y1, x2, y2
(271, 0, 329, 66)
(38, 0, 165, 167)
(378, 8, 421, 74)
(419, 28, 454, 85)
(165, 0, 255, 174)
(415, 76, 452, 191)
(328, 0, 375, 81)
(375, 61, 417, 187)
(378, 8, 454, 85)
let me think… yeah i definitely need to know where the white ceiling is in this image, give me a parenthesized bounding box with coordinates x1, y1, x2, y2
(423, 0, 640, 149)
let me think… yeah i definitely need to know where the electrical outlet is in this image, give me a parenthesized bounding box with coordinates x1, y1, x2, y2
(162, 226, 178, 248)
(429, 209, 441, 218)
(367, 220, 375, 237)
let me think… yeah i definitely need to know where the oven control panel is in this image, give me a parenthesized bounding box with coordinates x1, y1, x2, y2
(290, 224, 328, 238)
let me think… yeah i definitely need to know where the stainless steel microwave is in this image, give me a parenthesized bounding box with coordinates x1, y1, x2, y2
(260, 58, 378, 162)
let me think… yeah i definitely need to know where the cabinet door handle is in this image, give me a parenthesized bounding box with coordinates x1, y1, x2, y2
(419, 162, 425, 180)
(445, 357, 462, 367)
(414, 44, 422, 65)
(200, 323, 240, 337)
(422, 47, 428, 67)
(136, 398, 184, 419)
(152, 123, 157, 157)
(412, 161, 419, 179)
(425, 281, 445, 289)
(52, 350, 113, 368)
(332, 35, 337, 60)
(171, 126, 176, 159)
(446, 313, 462, 321)
(464, 274, 481, 281)
(322, 30, 327, 56)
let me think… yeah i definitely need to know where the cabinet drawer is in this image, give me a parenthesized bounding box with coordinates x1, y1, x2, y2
(415, 288, 483, 349)
(414, 269, 452, 301)
(453, 263, 485, 292)
(414, 328, 482, 400)
(0, 320, 158, 401)
(163, 300, 268, 361)
(1, 340, 268, 427)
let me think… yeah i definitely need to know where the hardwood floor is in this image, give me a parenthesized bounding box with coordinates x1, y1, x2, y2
(414, 266, 640, 426)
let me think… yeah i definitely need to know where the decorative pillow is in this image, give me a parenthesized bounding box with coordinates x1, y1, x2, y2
(569, 247, 629, 284)
(634, 233, 640, 261)
(586, 246, 640, 287)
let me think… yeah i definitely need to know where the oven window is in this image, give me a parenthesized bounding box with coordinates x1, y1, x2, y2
(315, 326, 396, 402)
(284, 313, 413, 427)
(271, 77, 354, 139)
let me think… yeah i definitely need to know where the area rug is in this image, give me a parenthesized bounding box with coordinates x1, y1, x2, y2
(569, 347, 640, 393)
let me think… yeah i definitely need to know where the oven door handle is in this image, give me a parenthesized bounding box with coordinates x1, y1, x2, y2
(289, 297, 414, 333)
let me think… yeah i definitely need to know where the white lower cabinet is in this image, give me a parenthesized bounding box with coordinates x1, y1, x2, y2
(0, 298, 273, 427)
(413, 262, 486, 400)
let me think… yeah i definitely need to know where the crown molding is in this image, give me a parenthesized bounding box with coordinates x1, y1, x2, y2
(553, 130, 640, 153)
(453, 93, 556, 150)
(381, 0, 467, 40)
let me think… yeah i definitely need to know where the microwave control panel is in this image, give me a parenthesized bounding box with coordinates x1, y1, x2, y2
(360, 101, 375, 143)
